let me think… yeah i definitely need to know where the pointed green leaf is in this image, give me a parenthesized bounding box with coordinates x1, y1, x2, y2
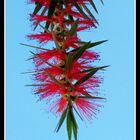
(74, 3, 89, 19)
(78, 95, 105, 100)
(69, 110, 78, 140)
(82, 4, 98, 24)
(88, 40, 108, 49)
(39, 24, 50, 33)
(33, 3, 42, 15)
(67, 110, 72, 140)
(69, 19, 79, 36)
(44, 22, 50, 31)
(73, 42, 91, 60)
(48, 0, 58, 18)
(75, 66, 109, 86)
(71, 40, 108, 52)
(66, 53, 73, 71)
(34, 6, 48, 30)
(69, 110, 78, 129)
(80, 65, 110, 73)
(20, 43, 49, 51)
(56, 108, 68, 132)
(68, 15, 74, 21)
(89, 0, 98, 14)
(25, 84, 47, 86)
(72, 124, 77, 140)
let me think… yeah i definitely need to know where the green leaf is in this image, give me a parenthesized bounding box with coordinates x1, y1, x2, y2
(89, 0, 98, 14)
(80, 65, 110, 73)
(71, 40, 108, 52)
(39, 24, 50, 33)
(74, 3, 89, 19)
(82, 4, 98, 24)
(73, 42, 91, 60)
(33, 2, 42, 15)
(75, 66, 109, 86)
(25, 84, 47, 86)
(88, 40, 108, 49)
(44, 22, 50, 31)
(34, 6, 48, 30)
(20, 43, 49, 51)
(68, 15, 74, 21)
(69, 110, 78, 129)
(48, 0, 58, 18)
(67, 110, 72, 140)
(66, 53, 73, 71)
(78, 95, 105, 100)
(69, 19, 79, 36)
(56, 108, 68, 132)
(72, 124, 77, 140)
(69, 110, 78, 140)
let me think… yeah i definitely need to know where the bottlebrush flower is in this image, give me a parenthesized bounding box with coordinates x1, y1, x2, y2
(24, 0, 108, 140)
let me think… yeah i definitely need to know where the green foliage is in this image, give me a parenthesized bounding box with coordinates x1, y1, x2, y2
(66, 53, 73, 71)
(34, 7, 48, 30)
(33, 2, 42, 15)
(75, 66, 109, 86)
(82, 3, 98, 24)
(69, 19, 79, 36)
(89, 0, 98, 14)
(73, 42, 91, 60)
(48, 0, 58, 18)
(67, 109, 78, 140)
(20, 43, 49, 51)
(74, 3, 89, 19)
(56, 108, 68, 132)
(71, 40, 108, 52)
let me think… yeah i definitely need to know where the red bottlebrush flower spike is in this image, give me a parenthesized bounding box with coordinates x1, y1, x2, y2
(23, 0, 108, 140)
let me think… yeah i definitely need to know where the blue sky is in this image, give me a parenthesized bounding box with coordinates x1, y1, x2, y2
(6, 0, 135, 140)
